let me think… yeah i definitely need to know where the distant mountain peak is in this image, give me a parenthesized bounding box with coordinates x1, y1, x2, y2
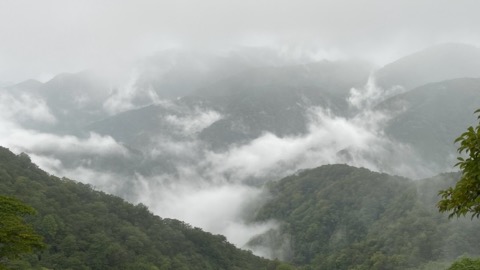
(375, 42, 480, 90)
(5, 78, 43, 91)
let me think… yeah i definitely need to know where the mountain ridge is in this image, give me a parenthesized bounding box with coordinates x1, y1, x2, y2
(375, 43, 480, 90)
(249, 164, 480, 270)
(0, 146, 275, 269)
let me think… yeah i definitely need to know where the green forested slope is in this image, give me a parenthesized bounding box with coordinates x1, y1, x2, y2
(0, 146, 271, 270)
(251, 165, 480, 270)
(3, 145, 480, 270)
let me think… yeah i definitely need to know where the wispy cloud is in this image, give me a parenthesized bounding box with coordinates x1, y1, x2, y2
(348, 75, 406, 110)
(0, 61, 451, 258)
(0, 91, 56, 124)
(103, 69, 163, 114)
(204, 106, 433, 181)
(165, 109, 222, 135)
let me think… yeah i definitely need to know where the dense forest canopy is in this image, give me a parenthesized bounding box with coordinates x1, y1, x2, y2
(0, 147, 277, 270)
(249, 165, 480, 270)
(1, 2, 480, 270)
(0, 195, 44, 268)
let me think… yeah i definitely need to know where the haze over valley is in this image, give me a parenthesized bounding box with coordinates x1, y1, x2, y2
(1, 1, 480, 269)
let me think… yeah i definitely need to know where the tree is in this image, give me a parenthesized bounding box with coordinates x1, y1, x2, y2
(438, 109, 480, 218)
(0, 196, 44, 267)
(447, 257, 480, 270)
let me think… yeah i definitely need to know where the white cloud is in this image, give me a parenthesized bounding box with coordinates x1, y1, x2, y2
(150, 139, 201, 158)
(165, 109, 222, 135)
(0, 64, 449, 258)
(30, 157, 131, 197)
(203, 105, 437, 181)
(348, 75, 406, 110)
(2, 131, 127, 157)
(0, 91, 56, 124)
(103, 69, 141, 114)
(204, 108, 370, 180)
(134, 174, 277, 249)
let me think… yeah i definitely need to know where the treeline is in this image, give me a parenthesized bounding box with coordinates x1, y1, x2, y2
(0, 146, 280, 270)
(4, 145, 480, 270)
(250, 164, 480, 270)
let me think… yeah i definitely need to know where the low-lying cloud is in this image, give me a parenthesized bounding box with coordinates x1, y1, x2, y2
(205, 106, 434, 182)
(165, 109, 222, 135)
(0, 68, 449, 258)
(4, 131, 127, 157)
(348, 75, 407, 110)
(135, 176, 276, 248)
(0, 91, 56, 124)
(102, 69, 163, 115)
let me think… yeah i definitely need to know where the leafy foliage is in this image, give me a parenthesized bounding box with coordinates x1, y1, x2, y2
(447, 257, 480, 270)
(438, 109, 480, 218)
(0, 147, 271, 269)
(0, 196, 44, 268)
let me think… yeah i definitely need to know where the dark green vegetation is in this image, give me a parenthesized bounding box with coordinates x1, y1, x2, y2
(3, 148, 479, 270)
(0, 147, 271, 270)
(3, 43, 480, 269)
(0, 196, 44, 268)
(439, 109, 480, 218)
(438, 109, 480, 269)
(249, 164, 480, 270)
(447, 257, 480, 270)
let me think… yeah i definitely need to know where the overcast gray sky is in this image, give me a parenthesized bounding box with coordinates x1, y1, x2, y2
(1, 0, 479, 83)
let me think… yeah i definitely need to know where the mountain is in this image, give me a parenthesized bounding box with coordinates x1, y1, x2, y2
(0, 146, 276, 269)
(37, 71, 111, 133)
(375, 43, 480, 91)
(2, 71, 111, 134)
(88, 59, 372, 151)
(5, 79, 43, 91)
(80, 51, 480, 179)
(81, 59, 373, 181)
(84, 102, 208, 179)
(194, 59, 371, 149)
(134, 47, 303, 99)
(249, 164, 480, 270)
(376, 78, 480, 173)
(3, 148, 478, 270)
(5, 44, 478, 186)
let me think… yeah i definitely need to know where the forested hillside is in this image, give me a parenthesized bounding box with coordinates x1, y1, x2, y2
(3, 149, 480, 270)
(0, 147, 275, 270)
(249, 164, 480, 270)
(2, 1, 480, 269)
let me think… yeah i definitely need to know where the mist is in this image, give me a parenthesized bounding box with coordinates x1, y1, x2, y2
(0, 69, 452, 255)
(2, 0, 480, 83)
(1, 0, 479, 260)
